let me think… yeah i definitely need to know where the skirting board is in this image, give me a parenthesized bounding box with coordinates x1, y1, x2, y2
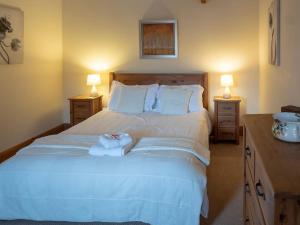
(0, 124, 66, 163)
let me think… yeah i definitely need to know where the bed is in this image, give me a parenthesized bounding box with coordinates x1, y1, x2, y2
(0, 72, 210, 225)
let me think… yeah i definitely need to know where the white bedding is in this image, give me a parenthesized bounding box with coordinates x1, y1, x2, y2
(0, 109, 211, 225)
(64, 109, 211, 147)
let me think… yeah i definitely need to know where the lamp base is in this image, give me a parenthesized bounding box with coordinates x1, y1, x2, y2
(223, 87, 232, 99)
(90, 85, 99, 97)
(90, 92, 99, 98)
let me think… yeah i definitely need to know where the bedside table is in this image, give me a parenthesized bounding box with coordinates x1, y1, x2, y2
(69, 95, 102, 125)
(214, 96, 241, 144)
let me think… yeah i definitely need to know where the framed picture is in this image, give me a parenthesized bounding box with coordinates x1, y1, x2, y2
(268, 0, 280, 66)
(0, 4, 23, 64)
(140, 19, 178, 59)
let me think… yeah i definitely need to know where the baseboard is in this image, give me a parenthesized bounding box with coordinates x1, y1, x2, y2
(0, 124, 66, 163)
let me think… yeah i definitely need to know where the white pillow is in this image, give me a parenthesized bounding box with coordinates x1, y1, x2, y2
(114, 86, 148, 114)
(159, 87, 193, 115)
(154, 85, 204, 112)
(108, 81, 159, 112)
(108, 81, 122, 111)
(144, 84, 159, 111)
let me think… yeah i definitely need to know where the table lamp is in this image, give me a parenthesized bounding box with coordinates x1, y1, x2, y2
(221, 74, 234, 99)
(87, 74, 101, 97)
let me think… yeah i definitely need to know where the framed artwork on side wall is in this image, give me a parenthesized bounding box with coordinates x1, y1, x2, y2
(268, 0, 280, 66)
(0, 4, 23, 65)
(140, 19, 178, 59)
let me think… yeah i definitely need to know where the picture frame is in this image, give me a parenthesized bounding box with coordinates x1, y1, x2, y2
(268, 0, 280, 66)
(0, 4, 24, 65)
(139, 19, 178, 59)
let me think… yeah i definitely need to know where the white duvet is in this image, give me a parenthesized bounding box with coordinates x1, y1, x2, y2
(0, 109, 211, 225)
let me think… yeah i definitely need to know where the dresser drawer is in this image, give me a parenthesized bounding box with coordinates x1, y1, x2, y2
(255, 159, 275, 225)
(246, 164, 266, 225)
(218, 116, 235, 127)
(245, 129, 255, 181)
(218, 102, 236, 115)
(217, 127, 236, 140)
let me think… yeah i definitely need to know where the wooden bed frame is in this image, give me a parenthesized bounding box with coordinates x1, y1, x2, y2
(109, 72, 209, 110)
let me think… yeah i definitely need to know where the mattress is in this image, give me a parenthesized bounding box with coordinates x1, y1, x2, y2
(0, 109, 211, 225)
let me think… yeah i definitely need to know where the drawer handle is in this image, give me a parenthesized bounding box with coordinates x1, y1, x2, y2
(255, 180, 266, 200)
(245, 183, 251, 194)
(245, 218, 250, 225)
(245, 146, 251, 158)
(279, 213, 287, 224)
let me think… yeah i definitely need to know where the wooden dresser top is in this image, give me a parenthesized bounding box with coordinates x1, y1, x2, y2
(244, 114, 300, 197)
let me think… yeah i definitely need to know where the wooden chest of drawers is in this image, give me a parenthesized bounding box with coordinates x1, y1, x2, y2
(243, 114, 300, 225)
(69, 95, 102, 125)
(214, 96, 241, 144)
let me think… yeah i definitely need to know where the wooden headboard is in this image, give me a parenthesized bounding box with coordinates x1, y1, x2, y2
(109, 72, 209, 110)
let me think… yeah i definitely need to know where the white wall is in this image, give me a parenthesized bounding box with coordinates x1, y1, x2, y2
(63, 0, 259, 122)
(0, 0, 63, 151)
(259, 0, 300, 112)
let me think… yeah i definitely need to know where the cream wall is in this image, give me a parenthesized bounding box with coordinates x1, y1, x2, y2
(63, 0, 259, 122)
(0, 0, 63, 151)
(259, 0, 300, 112)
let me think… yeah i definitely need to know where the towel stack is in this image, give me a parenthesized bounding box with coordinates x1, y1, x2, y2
(89, 133, 134, 157)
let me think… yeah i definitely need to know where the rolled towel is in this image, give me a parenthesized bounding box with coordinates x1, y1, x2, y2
(89, 142, 134, 157)
(99, 133, 133, 149)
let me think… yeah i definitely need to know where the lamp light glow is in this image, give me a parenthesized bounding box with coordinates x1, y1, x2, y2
(220, 74, 234, 99)
(87, 74, 101, 97)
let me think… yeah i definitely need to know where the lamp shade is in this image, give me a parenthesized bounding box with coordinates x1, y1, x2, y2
(221, 74, 234, 87)
(87, 74, 101, 86)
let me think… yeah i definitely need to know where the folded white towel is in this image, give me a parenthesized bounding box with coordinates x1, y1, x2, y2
(89, 142, 134, 157)
(99, 133, 133, 149)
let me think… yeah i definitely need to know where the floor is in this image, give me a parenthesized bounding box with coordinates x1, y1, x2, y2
(202, 140, 244, 225)
(0, 141, 244, 225)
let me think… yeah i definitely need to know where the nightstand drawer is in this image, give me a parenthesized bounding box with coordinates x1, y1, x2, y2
(218, 102, 236, 115)
(217, 127, 236, 140)
(73, 101, 90, 110)
(73, 108, 90, 117)
(73, 118, 86, 125)
(73, 111, 90, 120)
(218, 116, 235, 127)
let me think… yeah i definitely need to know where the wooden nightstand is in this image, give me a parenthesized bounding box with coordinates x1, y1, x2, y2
(69, 95, 102, 126)
(214, 96, 241, 144)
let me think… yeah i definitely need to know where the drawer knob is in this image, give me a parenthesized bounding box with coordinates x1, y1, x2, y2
(245, 218, 250, 224)
(245, 146, 251, 158)
(255, 180, 266, 200)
